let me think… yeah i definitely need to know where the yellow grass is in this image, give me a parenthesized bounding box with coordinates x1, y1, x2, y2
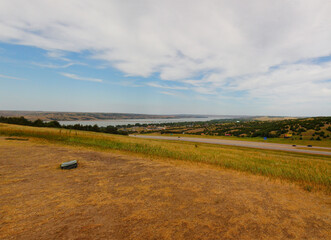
(0, 123, 330, 192)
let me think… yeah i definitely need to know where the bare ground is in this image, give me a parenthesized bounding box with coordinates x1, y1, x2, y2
(0, 137, 330, 240)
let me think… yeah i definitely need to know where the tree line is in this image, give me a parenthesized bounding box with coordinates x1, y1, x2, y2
(0, 116, 128, 135)
(155, 117, 331, 139)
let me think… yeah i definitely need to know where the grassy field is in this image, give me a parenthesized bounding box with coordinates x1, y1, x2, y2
(146, 133, 331, 147)
(0, 123, 330, 192)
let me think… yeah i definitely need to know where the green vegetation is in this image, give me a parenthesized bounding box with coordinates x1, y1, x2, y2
(161, 117, 331, 138)
(129, 117, 331, 144)
(1, 123, 330, 192)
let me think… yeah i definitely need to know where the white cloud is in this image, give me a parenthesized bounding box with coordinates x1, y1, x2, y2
(160, 91, 176, 96)
(232, 62, 331, 96)
(60, 72, 103, 83)
(32, 62, 75, 69)
(0, 74, 25, 81)
(146, 82, 188, 90)
(45, 50, 71, 61)
(0, 0, 331, 114)
(32, 58, 86, 68)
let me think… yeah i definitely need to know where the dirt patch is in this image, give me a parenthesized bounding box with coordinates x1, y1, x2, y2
(0, 137, 330, 239)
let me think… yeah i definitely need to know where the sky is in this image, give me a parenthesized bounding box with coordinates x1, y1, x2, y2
(0, 0, 330, 116)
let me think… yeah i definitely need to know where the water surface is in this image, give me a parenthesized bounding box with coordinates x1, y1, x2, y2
(59, 117, 225, 127)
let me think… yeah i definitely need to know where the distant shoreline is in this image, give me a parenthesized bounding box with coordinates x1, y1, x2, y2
(59, 116, 210, 122)
(0, 110, 245, 122)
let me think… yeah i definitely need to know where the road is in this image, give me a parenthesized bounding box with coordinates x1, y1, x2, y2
(130, 135, 331, 156)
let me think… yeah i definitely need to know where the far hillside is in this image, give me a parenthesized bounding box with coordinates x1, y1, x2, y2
(0, 110, 210, 121)
(127, 117, 331, 141)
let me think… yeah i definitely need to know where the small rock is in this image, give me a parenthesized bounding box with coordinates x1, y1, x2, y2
(60, 160, 78, 169)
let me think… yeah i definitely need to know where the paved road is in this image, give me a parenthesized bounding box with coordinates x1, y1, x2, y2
(130, 135, 331, 156)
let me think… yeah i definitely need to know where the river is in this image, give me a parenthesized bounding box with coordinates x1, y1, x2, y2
(59, 117, 228, 127)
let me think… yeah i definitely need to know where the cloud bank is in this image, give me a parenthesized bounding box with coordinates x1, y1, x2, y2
(0, 0, 330, 114)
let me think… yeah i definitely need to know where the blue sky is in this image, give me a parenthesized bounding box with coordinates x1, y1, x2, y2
(0, 1, 330, 116)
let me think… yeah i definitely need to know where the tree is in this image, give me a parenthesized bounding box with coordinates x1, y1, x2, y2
(33, 119, 44, 127)
(92, 124, 100, 132)
(47, 120, 61, 128)
(104, 125, 118, 134)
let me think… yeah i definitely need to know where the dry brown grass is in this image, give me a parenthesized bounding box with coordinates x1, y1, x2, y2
(0, 138, 330, 239)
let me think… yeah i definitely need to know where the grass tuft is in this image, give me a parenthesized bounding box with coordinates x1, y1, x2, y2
(304, 185, 313, 192)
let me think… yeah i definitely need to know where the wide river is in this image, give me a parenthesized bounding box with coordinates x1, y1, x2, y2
(59, 117, 227, 127)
